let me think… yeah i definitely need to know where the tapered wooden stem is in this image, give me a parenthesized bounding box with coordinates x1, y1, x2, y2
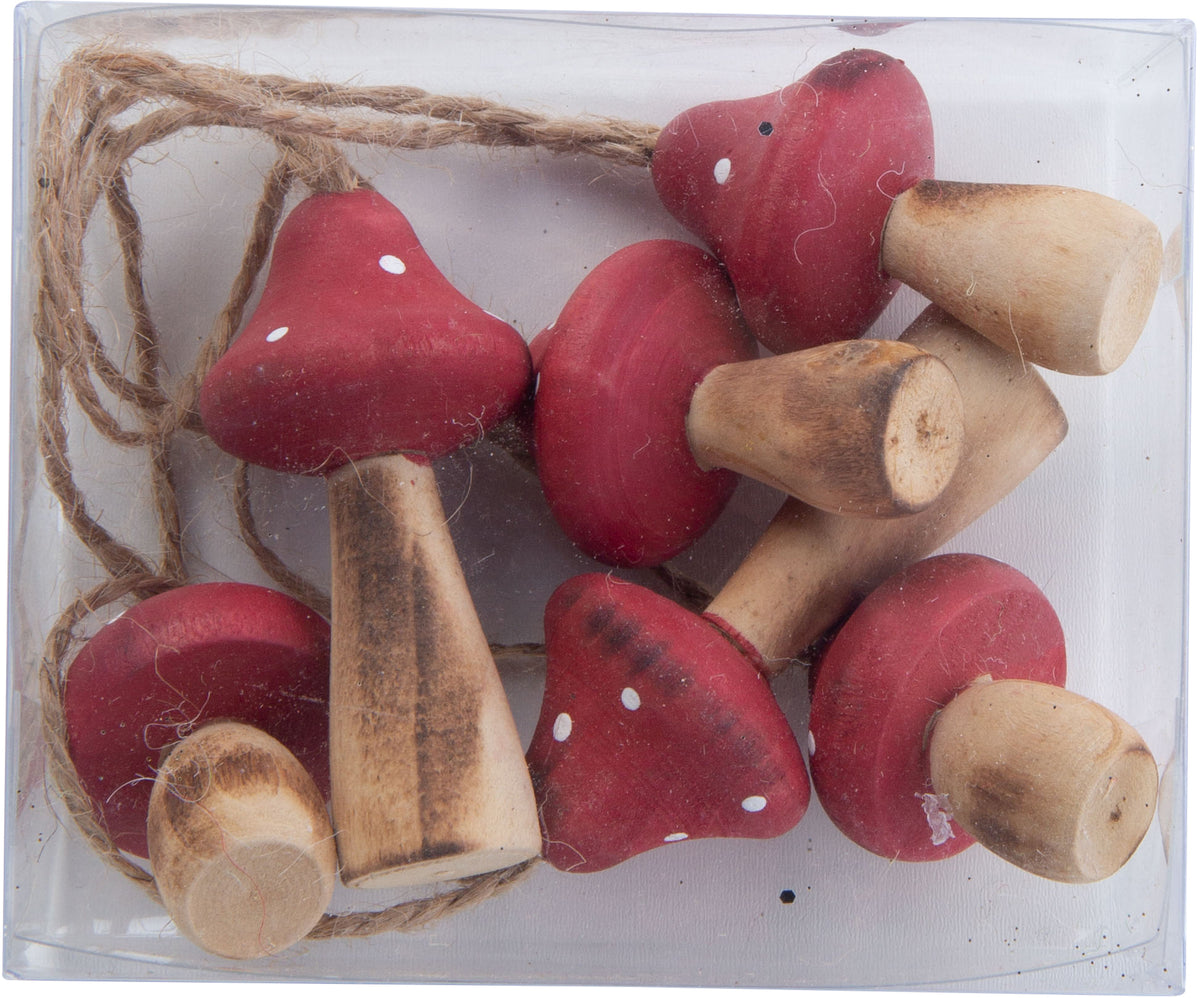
(687, 339, 964, 516)
(704, 307, 1068, 673)
(882, 181, 1163, 375)
(928, 678, 1158, 883)
(326, 452, 541, 888)
(147, 721, 337, 960)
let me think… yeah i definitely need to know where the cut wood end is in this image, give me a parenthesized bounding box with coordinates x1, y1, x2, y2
(882, 351, 965, 512)
(929, 679, 1158, 883)
(1071, 733, 1160, 883)
(1094, 216, 1164, 375)
(147, 721, 337, 959)
(177, 838, 336, 959)
(906, 306, 1070, 459)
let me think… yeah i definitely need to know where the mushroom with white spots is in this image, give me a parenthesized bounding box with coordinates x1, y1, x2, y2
(809, 553, 1158, 883)
(652, 48, 1162, 374)
(652, 48, 933, 354)
(525, 573, 811, 873)
(199, 188, 541, 888)
(533, 239, 965, 567)
(527, 307, 1071, 874)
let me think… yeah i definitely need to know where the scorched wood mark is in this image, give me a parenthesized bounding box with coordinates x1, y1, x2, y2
(411, 550, 483, 861)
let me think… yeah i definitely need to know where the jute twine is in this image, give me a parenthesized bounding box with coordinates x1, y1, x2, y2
(30, 43, 680, 938)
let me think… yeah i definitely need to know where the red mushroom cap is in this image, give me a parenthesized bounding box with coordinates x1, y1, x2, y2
(526, 573, 810, 872)
(63, 583, 330, 859)
(199, 189, 532, 475)
(533, 240, 756, 567)
(808, 553, 1066, 863)
(651, 49, 934, 353)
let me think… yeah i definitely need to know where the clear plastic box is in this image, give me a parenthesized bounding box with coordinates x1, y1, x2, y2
(5, 5, 1192, 989)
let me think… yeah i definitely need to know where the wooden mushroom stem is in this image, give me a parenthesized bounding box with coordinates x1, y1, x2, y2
(326, 452, 541, 888)
(881, 181, 1163, 375)
(147, 721, 337, 960)
(927, 678, 1158, 883)
(686, 339, 965, 516)
(704, 307, 1069, 673)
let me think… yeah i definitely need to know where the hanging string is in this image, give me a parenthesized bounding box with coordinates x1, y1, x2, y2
(29, 43, 712, 938)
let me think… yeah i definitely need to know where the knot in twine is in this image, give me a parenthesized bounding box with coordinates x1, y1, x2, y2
(31, 43, 672, 940)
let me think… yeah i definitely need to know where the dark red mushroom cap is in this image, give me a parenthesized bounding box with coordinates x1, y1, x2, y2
(808, 553, 1067, 863)
(199, 189, 532, 475)
(533, 240, 757, 567)
(651, 49, 934, 354)
(63, 583, 330, 859)
(526, 573, 810, 872)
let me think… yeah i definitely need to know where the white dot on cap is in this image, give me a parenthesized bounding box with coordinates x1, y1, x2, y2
(741, 795, 767, 813)
(552, 712, 572, 742)
(664, 832, 689, 843)
(714, 158, 732, 184)
(266, 326, 289, 342)
(379, 254, 406, 275)
(620, 687, 641, 711)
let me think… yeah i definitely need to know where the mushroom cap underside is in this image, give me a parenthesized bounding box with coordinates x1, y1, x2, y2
(808, 553, 1067, 863)
(534, 240, 756, 567)
(63, 582, 331, 859)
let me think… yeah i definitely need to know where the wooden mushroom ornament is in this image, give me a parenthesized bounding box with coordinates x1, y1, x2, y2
(705, 306, 1069, 668)
(528, 308, 1070, 872)
(526, 573, 812, 872)
(526, 307, 969, 872)
(199, 189, 541, 887)
(63, 582, 330, 859)
(651, 48, 934, 354)
(148, 721, 337, 959)
(809, 553, 1158, 883)
(533, 239, 965, 567)
(652, 48, 1163, 373)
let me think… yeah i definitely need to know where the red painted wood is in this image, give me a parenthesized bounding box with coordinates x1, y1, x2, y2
(808, 554, 1067, 863)
(527, 573, 810, 872)
(652, 49, 934, 354)
(199, 189, 531, 474)
(63, 583, 330, 859)
(533, 240, 755, 567)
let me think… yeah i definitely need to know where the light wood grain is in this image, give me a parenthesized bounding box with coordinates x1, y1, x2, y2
(882, 181, 1162, 375)
(326, 453, 541, 888)
(705, 307, 1068, 672)
(928, 678, 1158, 882)
(687, 339, 964, 517)
(147, 721, 337, 959)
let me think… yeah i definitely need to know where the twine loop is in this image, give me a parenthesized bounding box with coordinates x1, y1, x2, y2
(31, 43, 663, 939)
